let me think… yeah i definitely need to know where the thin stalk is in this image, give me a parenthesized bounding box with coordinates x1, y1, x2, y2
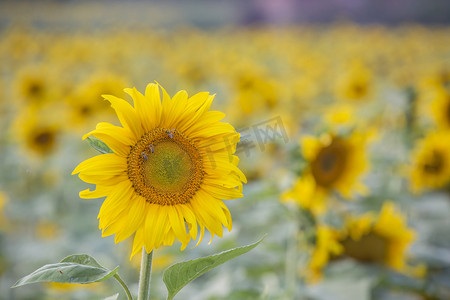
(113, 274, 133, 300)
(137, 248, 153, 300)
(286, 221, 298, 299)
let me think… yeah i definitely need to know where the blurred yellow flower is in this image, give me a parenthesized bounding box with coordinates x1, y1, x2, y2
(323, 104, 356, 127)
(66, 73, 129, 128)
(73, 83, 246, 257)
(14, 66, 59, 106)
(12, 106, 62, 157)
(431, 88, 450, 130)
(340, 202, 415, 271)
(336, 62, 373, 101)
(306, 202, 416, 281)
(410, 131, 450, 193)
(229, 66, 278, 117)
(35, 220, 60, 241)
(282, 132, 369, 214)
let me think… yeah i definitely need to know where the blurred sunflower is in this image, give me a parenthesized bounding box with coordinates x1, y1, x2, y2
(229, 66, 279, 118)
(35, 220, 61, 241)
(410, 131, 450, 193)
(282, 132, 369, 214)
(73, 83, 246, 257)
(339, 202, 416, 271)
(431, 88, 450, 130)
(306, 202, 416, 281)
(14, 66, 58, 106)
(12, 106, 61, 157)
(336, 62, 373, 101)
(64, 73, 130, 134)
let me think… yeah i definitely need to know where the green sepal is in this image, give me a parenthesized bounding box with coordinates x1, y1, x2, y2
(86, 136, 113, 154)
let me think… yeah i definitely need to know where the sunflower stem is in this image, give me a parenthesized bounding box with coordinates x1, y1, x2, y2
(138, 248, 153, 300)
(285, 209, 299, 299)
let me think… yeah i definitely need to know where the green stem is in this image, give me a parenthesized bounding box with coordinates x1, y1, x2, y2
(285, 217, 298, 299)
(137, 248, 153, 300)
(113, 274, 133, 300)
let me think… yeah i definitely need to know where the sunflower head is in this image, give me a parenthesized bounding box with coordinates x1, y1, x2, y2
(14, 66, 58, 106)
(410, 131, 450, 193)
(282, 132, 369, 215)
(13, 106, 61, 157)
(73, 83, 246, 257)
(303, 133, 369, 196)
(305, 203, 416, 282)
(336, 62, 373, 101)
(340, 202, 415, 270)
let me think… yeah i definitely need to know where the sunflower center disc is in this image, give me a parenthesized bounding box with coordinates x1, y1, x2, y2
(127, 128, 204, 205)
(143, 141, 193, 192)
(423, 150, 444, 174)
(311, 139, 347, 187)
(341, 232, 388, 263)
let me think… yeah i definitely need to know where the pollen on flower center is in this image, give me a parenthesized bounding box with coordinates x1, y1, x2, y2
(143, 141, 194, 192)
(127, 128, 204, 205)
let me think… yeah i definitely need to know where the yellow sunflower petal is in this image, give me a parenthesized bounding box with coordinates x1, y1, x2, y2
(124, 87, 154, 132)
(167, 205, 190, 245)
(72, 154, 127, 176)
(102, 94, 144, 139)
(85, 122, 134, 145)
(145, 83, 162, 127)
(178, 204, 198, 240)
(79, 185, 113, 199)
(131, 228, 145, 258)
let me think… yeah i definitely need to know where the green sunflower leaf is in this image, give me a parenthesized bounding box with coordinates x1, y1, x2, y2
(60, 254, 106, 268)
(86, 136, 113, 154)
(11, 254, 119, 288)
(163, 235, 266, 300)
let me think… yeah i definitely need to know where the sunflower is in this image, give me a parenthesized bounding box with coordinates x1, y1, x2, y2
(305, 202, 416, 281)
(72, 83, 246, 257)
(431, 88, 450, 130)
(14, 66, 58, 106)
(65, 73, 130, 133)
(13, 106, 61, 157)
(338, 202, 415, 271)
(336, 62, 373, 101)
(228, 65, 279, 118)
(282, 132, 369, 214)
(410, 131, 450, 193)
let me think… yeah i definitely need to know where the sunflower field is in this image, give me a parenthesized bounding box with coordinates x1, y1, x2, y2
(1, 1, 450, 300)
